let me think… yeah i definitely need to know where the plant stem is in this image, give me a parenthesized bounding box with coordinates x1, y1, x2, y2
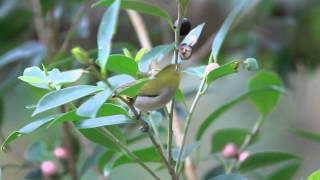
(117, 95, 177, 180)
(240, 115, 265, 151)
(60, 105, 78, 180)
(97, 127, 161, 180)
(148, 131, 178, 180)
(167, 99, 175, 166)
(226, 115, 265, 173)
(149, 114, 165, 154)
(169, 0, 183, 176)
(175, 78, 206, 173)
(174, 54, 215, 175)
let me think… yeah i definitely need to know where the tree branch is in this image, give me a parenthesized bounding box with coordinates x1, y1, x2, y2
(31, 0, 48, 47)
(126, 10, 152, 50)
(60, 105, 78, 180)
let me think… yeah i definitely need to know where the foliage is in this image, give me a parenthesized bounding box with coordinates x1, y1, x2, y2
(0, 0, 309, 179)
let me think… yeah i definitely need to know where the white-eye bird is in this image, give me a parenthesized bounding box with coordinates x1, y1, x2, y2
(115, 64, 181, 111)
(134, 64, 181, 111)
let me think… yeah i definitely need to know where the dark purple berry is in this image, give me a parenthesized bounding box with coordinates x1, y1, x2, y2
(174, 18, 191, 36)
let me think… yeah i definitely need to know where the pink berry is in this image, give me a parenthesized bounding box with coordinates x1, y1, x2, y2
(222, 143, 238, 158)
(205, 63, 220, 76)
(54, 147, 67, 159)
(41, 161, 56, 177)
(239, 151, 250, 162)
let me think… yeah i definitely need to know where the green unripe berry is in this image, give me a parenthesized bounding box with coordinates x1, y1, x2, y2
(71, 47, 91, 64)
(243, 58, 259, 71)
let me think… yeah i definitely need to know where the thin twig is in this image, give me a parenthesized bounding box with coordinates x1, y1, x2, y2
(60, 0, 91, 52)
(149, 114, 165, 154)
(97, 127, 161, 180)
(175, 77, 205, 173)
(116, 95, 177, 180)
(148, 131, 177, 180)
(172, 111, 197, 180)
(226, 115, 265, 173)
(170, 1, 183, 177)
(175, 55, 214, 174)
(126, 10, 152, 50)
(167, 99, 175, 167)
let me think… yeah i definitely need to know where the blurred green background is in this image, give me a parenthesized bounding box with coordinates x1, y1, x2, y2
(1, 0, 320, 179)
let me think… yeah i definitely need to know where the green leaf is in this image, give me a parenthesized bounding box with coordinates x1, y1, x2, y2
(107, 54, 138, 77)
(1, 115, 59, 150)
(308, 169, 320, 180)
(97, 103, 129, 117)
(0, 64, 23, 95)
(108, 75, 135, 87)
(32, 85, 102, 116)
(24, 168, 42, 180)
(209, 174, 247, 180)
(239, 152, 301, 173)
(20, 66, 49, 89)
(248, 71, 282, 115)
(182, 66, 206, 78)
(139, 43, 174, 72)
(77, 89, 112, 118)
(113, 146, 161, 167)
(18, 76, 47, 84)
(47, 110, 83, 127)
(211, 128, 257, 153)
(181, 23, 205, 46)
(196, 86, 283, 140)
(98, 150, 115, 172)
(75, 115, 133, 129)
(0, 42, 46, 68)
(93, 0, 172, 27)
(20, 67, 85, 90)
(48, 69, 84, 86)
(48, 103, 128, 127)
(289, 128, 320, 144)
(172, 142, 200, 161)
(134, 48, 147, 62)
(97, 0, 121, 74)
(205, 60, 240, 90)
(0, 97, 4, 127)
(267, 161, 302, 180)
(122, 48, 133, 58)
(117, 79, 151, 97)
(175, 89, 188, 109)
(179, 0, 190, 9)
(211, 0, 250, 61)
(25, 141, 50, 163)
(149, 111, 163, 126)
(80, 126, 125, 151)
(80, 147, 105, 176)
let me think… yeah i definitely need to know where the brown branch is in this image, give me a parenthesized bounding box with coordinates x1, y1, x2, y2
(126, 10, 152, 50)
(116, 95, 177, 180)
(47, 8, 58, 56)
(60, 105, 78, 180)
(31, 0, 48, 47)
